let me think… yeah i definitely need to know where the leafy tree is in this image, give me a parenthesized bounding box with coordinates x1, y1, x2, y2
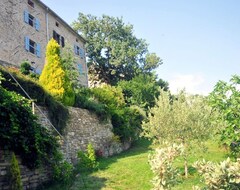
(72, 13, 162, 85)
(118, 74, 168, 110)
(39, 39, 75, 106)
(142, 90, 217, 177)
(9, 152, 23, 190)
(61, 44, 79, 89)
(208, 75, 240, 157)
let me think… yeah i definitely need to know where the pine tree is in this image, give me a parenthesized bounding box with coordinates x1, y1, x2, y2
(39, 39, 75, 106)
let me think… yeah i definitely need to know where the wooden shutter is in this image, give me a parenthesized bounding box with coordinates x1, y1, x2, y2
(74, 45, 78, 55)
(78, 64, 83, 74)
(35, 18, 40, 31)
(24, 11, 29, 23)
(24, 36, 30, 51)
(36, 43, 41, 57)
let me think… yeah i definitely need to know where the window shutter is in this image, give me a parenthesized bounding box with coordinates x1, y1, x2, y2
(78, 64, 83, 74)
(79, 48, 83, 58)
(24, 11, 29, 23)
(53, 30, 56, 39)
(35, 18, 40, 31)
(36, 43, 41, 57)
(24, 36, 30, 51)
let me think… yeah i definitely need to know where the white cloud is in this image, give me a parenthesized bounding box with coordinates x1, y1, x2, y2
(169, 73, 209, 95)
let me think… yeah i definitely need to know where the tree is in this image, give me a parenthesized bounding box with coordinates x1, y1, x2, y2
(72, 13, 162, 85)
(118, 74, 168, 110)
(61, 44, 79, 89)
(142, 90, 217, 177)
(39, 39, 75, 106)
(208, 75, 240, 157)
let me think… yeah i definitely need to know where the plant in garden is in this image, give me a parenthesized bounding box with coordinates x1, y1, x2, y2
(149, 143, 184, 190)
(9, 152, 23, 190)
(193, 158, 240, 190)
(39, 39, 75, 106)
(208, 75, 240, 157)
(142, 90, 218, 177)
(76, 143, 99, 171)
(20, 61, 32, 75)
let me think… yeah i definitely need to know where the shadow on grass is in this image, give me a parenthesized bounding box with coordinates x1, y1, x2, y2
(97, 138, 152, 171)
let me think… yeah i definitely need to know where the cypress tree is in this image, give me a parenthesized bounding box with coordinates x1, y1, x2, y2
(39, 39, 75, 106)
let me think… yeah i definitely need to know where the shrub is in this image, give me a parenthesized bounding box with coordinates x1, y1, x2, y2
(149, 143, 184, 190)
(9, 152, 23, 190)
(76, 143, 99, 171)
(20, 61, 31, 75)
(193, 158, 240, 190)
(39, 39, 75, 106)
(52, 160, 74, 185)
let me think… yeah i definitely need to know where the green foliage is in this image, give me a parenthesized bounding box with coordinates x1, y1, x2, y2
(52, 160, 74, 185)
(208, 75, 240, 157)
(9, 152, 23, 190)
(76, 143, 99, 171)
(73, 13, 162, 85)
(20, 61, 31, 75)
(149, 143, 184, 190)
(193, 158, 240, 190)
(118, 74, 168, 110)
(92, 85, 143, 141)
(0, 80, 59, 168)
(61, 44, 79, 89)
(142, 90, 218, 177)
(39, 39, 75, 106)
(0, 67, 68, 133)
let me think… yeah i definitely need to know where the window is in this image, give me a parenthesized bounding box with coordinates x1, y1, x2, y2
(74, 45, 85, 58)
(53, 30, 65, 47)
(24, 37, 41, 57)
(28, 0, 34, 8)
(24, 11, 40, 31)
(56, 22, 59, 27)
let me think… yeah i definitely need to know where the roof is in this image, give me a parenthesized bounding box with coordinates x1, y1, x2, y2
(37, 0, 86, 43)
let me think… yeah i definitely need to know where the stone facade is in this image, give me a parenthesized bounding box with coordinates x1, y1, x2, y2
(0, 0, 88, 86)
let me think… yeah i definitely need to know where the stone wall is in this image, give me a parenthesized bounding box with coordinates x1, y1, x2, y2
(0, 149, 51, 190)
(0, 106, 131, 189)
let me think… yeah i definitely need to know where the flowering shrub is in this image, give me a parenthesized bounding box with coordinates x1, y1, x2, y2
(193, 158, 240, 190)
(149, 143, 184, 190)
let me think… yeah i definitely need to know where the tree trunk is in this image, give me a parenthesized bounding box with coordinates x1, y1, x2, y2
(184, 159, 188, 178)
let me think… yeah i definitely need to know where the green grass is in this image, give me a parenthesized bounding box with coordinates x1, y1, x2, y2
(44, 138, 228, 190)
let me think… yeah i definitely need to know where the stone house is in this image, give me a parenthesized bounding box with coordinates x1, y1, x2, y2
(0, 0, 88, 86)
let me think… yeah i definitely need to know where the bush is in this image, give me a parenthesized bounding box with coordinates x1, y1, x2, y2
(193, 158, 240, 190)
(9, 152, 23, 190)
(76, 143, 99, 171)
(20, 61, 31, 75)
(52, 160, 74, 185)
(149, 143, 184, 190)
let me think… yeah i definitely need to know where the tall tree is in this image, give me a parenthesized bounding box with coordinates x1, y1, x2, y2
(39, 39, 75, 106)
(72, 13, 162, 85)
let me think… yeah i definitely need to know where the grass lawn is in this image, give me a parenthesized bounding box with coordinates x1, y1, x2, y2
(44, 138, 228, 190)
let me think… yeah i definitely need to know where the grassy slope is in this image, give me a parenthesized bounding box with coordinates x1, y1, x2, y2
(45, 138, 228, 190)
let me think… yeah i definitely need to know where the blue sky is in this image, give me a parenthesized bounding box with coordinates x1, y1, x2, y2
(41, 0, 240, 95)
